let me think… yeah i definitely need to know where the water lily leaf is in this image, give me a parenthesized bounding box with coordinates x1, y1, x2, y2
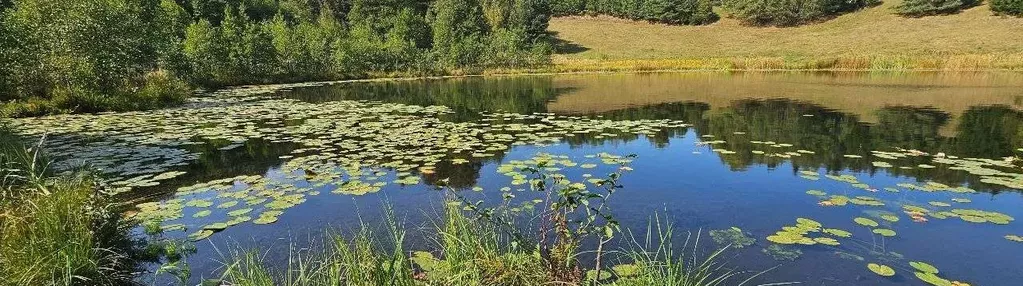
(872, 228, 896, 237)
(854, 217, 879, 227)
(189, 230, 214, 241)
(411, 251, 439, 272)
(1005, 235, 1023, 242)
(793, 218, 820, 229)
(868, 263, 895, 277)
(814, 237, 840, 246)
(709, 227, 755, 248)
(585, 269, 611, 282)
(910, 261, 939, 274)
(880, 214, 900, 222)
(915, 271, 951, 286)
(612, 264, 641, 277)
(203, 222, 228, 231)
(193, 210, 212, 218)
(763, 244, 801, 261)
(823, 228, 852, 238)
(216, 201, 239, 209)
(806, 190, 827, 196)
(253, 215, 279, 225)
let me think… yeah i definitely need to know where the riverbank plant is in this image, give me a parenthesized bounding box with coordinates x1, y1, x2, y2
(212, 155, 772, 285)
(214, 205, 771, 286)
(0, 126, 156, 286)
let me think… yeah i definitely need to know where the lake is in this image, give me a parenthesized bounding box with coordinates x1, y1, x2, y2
(12, 72, 1023, 285)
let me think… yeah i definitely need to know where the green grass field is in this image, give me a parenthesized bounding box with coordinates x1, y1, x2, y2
(547, 2, 1023, 71)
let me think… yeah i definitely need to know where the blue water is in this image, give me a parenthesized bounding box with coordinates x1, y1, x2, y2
(136, 72, 1023, 285)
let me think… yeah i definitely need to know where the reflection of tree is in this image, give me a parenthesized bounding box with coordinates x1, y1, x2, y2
(129, 138, 298, 201)
(948, 106, 1023, 158)
(287, 77, 569, 122)
(714, 100, 1023, 193)
(871, 106, 950, 152)
(709, 99, 874, 172)
(562, 102, 709, 149)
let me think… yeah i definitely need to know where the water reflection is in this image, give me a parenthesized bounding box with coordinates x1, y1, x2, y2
(288, 72, 1023, 194)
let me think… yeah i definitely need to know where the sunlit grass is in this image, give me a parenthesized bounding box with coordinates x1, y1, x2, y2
(547, 2, 1023, 71)
(215, 206, 778, 286)
(0, 127, 143, 286)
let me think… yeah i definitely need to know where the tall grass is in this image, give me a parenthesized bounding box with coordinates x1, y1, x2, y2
(216, 206, 780, 286)
(609, 215, 786, 286)
(544, 54, 1023, 73)
(0, 126, 146, 286)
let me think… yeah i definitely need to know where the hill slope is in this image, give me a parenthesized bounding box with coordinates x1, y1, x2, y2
(547, 2, 1023, 70)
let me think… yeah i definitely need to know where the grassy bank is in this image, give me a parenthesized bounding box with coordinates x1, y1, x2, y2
(548, 2, 1023, 71)
(0, 127, 153, 286)
(213, 206, 766, 286)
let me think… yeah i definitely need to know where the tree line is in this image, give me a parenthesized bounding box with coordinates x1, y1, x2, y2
(0, 0, 553, 117)
(554, 0, 1022, 27)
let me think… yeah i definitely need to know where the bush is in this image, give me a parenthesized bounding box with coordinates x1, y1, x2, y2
(991, 0, 1023, 16)
(893, 0, 979, 16)
(724, 0, 879, 26)
(564, 0, 719, 25)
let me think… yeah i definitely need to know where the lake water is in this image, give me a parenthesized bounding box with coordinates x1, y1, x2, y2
(13, 72, 1023, 285)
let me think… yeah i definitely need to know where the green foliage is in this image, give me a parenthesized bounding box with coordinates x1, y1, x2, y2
(723, 0, 879, 26)
(1, 0, 551, 117)
(556, 0, 718, 25)
(0, 0, 190, 117)
(893, 0, 978, 17)
(0, 128, 151, 285)
(430, 0, 490, 69)
(990, 0, 1023, 16)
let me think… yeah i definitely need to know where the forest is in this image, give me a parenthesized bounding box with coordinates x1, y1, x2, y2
(0, 0, 552, 117)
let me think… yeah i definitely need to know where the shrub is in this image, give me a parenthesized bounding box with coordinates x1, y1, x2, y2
(990, 0, 1023, 16)
(564, 0, 719, 25)
(893, 0, 979, 17)
(724, 0, 879, 26)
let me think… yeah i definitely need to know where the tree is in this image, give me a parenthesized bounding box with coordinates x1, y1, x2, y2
(182, 19, 225, 85)
(513, 0, 552, 42)
(429, 0, 489, 68)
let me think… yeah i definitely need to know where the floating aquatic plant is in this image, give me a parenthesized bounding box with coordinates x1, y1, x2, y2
(709, 227, 756, 248)
(763, 244, 802, 261)
(868, 263, 895, 277)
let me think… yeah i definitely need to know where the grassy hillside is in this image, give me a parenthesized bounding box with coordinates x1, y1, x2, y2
(547, 2, 1023, 71)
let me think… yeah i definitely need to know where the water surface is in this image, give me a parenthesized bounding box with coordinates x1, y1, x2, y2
(15, 72, 1023, 285)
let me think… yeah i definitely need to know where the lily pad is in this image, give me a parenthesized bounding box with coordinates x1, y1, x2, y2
(868, 263, 895, 277)
(872, 228, 897, 237)
(910, 261, 939, 274)
(854, 217, 879, 227)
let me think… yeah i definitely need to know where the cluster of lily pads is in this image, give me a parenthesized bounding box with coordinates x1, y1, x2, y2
(756, 159, 1018, 284)
(12, 83, 693, 240)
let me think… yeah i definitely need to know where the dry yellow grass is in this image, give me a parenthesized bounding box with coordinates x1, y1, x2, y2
(547, 2, 1023, 71)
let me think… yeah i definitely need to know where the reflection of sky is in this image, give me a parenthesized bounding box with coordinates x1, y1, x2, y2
(167, 129, 1023, 286)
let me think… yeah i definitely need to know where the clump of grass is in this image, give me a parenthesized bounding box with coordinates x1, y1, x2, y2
(609, 215, 787, 286)
(215, 205, 780, 286)
(0, 126, 147, 286)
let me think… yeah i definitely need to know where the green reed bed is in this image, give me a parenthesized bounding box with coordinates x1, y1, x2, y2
(0, 126, 149, 286)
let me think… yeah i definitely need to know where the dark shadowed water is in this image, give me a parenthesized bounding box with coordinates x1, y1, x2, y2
(96, 72, 1023, 285)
